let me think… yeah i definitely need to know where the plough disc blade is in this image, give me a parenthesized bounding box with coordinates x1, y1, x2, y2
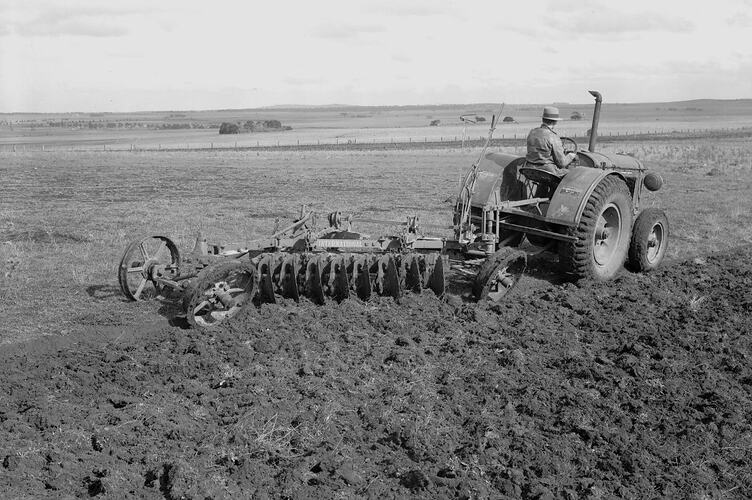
(377, 254, 401, 300)
(243, 251, 445, 306)
(256, 253, 279, 304)
(425, 253, 446, 297)
(352, 255, 372, 300)
(304, 254, 326, 305)
(280, 253, 300, 301)
(329, 254, 350, 302)
(403, 254, 422, 294)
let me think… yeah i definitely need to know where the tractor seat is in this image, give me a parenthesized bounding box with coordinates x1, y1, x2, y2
(519, 166, 565, 198)
(519, 166, 565, 185)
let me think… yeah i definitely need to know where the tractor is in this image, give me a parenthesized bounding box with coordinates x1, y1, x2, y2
(452, 90, 668, 301)
(117, 90, 668, 327)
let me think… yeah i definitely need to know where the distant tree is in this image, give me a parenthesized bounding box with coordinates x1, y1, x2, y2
(243, 120, 255, 131)
(476, 116, 486, 122)
(429, 119, 441, 126)
(219, 122, 240, 134)
(263, 120, 282, 129)
(570, 111, 583, 120)
(502, 116, 516, 123)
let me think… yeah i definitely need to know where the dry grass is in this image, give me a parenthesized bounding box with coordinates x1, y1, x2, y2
(1, 136, 751, 343)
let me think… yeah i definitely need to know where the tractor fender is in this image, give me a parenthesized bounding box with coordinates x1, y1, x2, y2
(546, 167, 627, 226)
(469, 153, 526, 208)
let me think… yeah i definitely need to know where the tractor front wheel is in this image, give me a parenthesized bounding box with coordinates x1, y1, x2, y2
(628, 208, 669, 272)
(562, 175, 633, 281)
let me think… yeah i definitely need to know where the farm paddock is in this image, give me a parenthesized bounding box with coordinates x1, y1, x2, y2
(1, 136, 751, 497)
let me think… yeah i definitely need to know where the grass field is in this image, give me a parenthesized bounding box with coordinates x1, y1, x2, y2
(3, 99, 752, 151)
(2, 135, 752, 342)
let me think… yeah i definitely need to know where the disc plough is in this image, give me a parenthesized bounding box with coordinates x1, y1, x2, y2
(119, 209, 448, 328)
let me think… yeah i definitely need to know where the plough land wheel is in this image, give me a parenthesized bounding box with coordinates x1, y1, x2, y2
(186, 260, 256, 329)
(628, 208, 669, 272)
(561, 176, 632, 281)
(473, 248, 527, 302)
(118, 236, 180, 301)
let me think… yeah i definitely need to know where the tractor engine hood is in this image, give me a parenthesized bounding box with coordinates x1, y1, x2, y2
(576, 151, 644, 172)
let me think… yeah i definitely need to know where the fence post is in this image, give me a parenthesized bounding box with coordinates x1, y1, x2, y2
(42, 145, 45, 152)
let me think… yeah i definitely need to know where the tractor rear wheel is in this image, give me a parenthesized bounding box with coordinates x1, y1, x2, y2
(473, 247, 527, 302)
(628, 208, 669, 272)
(561, 175, 632, 281)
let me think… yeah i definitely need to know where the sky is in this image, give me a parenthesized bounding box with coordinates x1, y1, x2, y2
(1, 0, 751, 112)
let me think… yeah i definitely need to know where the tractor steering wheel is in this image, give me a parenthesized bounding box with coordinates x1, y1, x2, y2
(561, 136, 578, 155)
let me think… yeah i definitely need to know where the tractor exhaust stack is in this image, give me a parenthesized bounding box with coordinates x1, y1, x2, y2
(588, 90, 602, 152)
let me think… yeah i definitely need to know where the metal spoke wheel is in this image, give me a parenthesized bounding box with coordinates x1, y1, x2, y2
(118, 236, 180, 301)
(473, 248, 527, 303)
(186, 260, 256, 329)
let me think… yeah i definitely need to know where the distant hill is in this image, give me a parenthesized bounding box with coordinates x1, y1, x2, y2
(2, 99, 751, 126)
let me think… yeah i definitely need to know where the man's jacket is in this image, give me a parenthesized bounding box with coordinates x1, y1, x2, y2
(525, 124, 569, 173)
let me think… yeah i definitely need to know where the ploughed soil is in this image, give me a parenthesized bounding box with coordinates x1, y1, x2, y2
(1, 247, 751, 499)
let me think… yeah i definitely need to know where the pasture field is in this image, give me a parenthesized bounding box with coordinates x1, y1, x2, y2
(3, 99, 752, 151)
(2, 136, 752, 342)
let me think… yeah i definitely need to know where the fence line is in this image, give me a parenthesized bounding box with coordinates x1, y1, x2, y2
(2, 126, 751, 153)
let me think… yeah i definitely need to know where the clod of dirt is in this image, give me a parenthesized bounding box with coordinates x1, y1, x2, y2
(252, 338, 278, 353)
(83, 476, 105, 496)
(400, 469, 430, 490)
(337, 461, 362, 485)
(107, 395, 133, 409)
(90, 435, 104, 452)
(707, 167, 723, 176)
(3, 455, 19, 471)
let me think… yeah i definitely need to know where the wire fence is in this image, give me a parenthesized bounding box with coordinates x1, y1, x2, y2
(2, 126, 751, 153)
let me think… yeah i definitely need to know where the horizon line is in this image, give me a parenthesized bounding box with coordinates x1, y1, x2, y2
(1, 97, 750, 116)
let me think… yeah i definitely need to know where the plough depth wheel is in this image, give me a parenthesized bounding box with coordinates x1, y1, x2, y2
(186, 260, 256, 329)
(118, 236, 180, 301)
(473, 248, 526, 302)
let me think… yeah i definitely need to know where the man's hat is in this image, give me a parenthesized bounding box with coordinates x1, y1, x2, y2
(542, 106, 562, 121)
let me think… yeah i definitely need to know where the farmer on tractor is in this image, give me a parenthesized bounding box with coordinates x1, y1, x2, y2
(525, 106, 576, 176)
